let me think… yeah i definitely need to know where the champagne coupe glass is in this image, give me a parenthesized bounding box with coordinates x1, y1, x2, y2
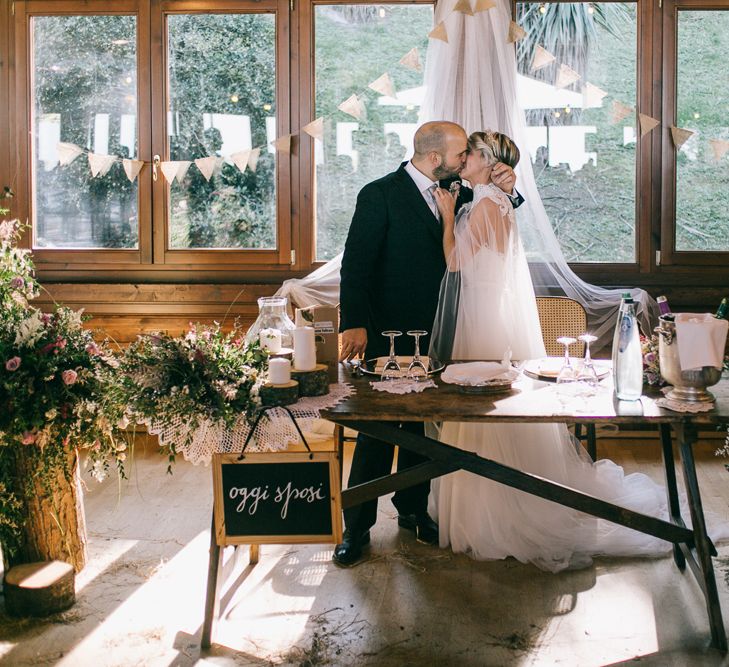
(406, 330, 428, 381)
(381, 330, 403, 380)
(576, 334, 599, 393)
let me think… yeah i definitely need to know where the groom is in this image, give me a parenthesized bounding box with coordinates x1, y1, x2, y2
(335, 121, 520, 566)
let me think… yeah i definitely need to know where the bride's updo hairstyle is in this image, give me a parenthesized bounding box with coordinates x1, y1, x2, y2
(468, 131, 520, 169)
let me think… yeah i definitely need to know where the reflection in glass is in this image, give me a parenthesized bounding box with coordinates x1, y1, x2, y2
(167, 14, 276, 249)
(676, 10, 729, 252)
(32, 15, 138, 249)
(314, 5, 433, 261)
(515, 2, 637, 263)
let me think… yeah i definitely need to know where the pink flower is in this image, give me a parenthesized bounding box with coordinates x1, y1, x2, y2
(62, 369, 78, 385)
(41, 313, 52, 324)
(10, 276, 24, 289)
(85, 342, 101, 355)
(5, 356, 21, 371)
(21, 431, 37, 445)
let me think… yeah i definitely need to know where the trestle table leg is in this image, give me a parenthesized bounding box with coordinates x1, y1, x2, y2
(660, 423, 686, 571)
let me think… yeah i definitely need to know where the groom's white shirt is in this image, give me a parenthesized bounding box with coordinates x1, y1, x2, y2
(405, 160, 439, 219)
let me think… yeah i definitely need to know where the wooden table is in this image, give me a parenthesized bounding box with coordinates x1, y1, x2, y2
(322, 365, 729, 651)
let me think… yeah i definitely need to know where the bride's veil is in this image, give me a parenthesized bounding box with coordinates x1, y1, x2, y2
(279, 0, 658, 350)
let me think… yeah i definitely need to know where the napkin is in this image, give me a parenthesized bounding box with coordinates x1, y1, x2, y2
(441, 361, 517, 386)
(675, 313, 728, 371)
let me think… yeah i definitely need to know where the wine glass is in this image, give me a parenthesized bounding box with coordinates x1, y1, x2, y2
(556, 336, 577, 384)
(381, 330, 402, 380)
(406, 330, 428, 381)
(576, 333, 599, 393)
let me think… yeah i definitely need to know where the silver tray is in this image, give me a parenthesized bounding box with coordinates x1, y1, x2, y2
(452, 378, 515, 394)
(358, 355, 445, 378)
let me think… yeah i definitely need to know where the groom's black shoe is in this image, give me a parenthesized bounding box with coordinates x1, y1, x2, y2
(332, 529, 371, 567)
(397, 513, 439, 545)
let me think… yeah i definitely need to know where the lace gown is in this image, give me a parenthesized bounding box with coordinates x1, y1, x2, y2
(430, 184, 715, 572)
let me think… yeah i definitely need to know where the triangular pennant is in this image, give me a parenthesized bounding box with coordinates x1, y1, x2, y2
(531, 45, 556, 72)
(453, 0, 473, 15)
(709, 138, 729, 162)
(582, 82, 608, 109)
(399, 48, 422, 72)
(428, 22, 448, 43)
(555, 63, 581, 90)
(175, 161, 191, 181)
(302, 117, 325, 140)
(338, 94, 365, 120)
(122, 158, 144, 182)
(610, 100, 634, 124)
(507, 20, 526, 42)
(670, 126, 694, 149)
(57, 142, 84, 166)
(194, 156, 218, 181)
(160, 161, 181, 183)
(475, 0, 497, 12)
(248, 147, 261, 172)
(87, 153, 116, 178)
(231, 149, 251, 173)
(368, 73, 396, 98)
(271, 134, 293, 153)
(638, 113, 660, 138)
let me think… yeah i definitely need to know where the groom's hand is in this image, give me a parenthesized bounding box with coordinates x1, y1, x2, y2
(492, 162, 516, 195)
(340, 327, 367, 361)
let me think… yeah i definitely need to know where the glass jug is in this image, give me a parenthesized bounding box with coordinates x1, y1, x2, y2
(245, 296, 296, 349)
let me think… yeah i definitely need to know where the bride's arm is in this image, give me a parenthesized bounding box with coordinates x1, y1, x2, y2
(466, 197, 513, 256)
(434, 188, 457, 268)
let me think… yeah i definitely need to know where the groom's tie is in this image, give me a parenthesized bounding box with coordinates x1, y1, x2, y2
(426, 184, 440, 224)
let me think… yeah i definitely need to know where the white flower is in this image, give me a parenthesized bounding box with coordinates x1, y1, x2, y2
(14, 310, 45, 347)
(45, 408, 58, 420)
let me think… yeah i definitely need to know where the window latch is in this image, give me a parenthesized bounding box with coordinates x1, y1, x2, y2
(153, 155, 161, 182)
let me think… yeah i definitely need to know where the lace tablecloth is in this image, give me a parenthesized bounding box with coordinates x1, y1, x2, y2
(143, 383, 355, 465)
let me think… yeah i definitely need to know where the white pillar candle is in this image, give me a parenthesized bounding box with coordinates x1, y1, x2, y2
(260, 328, 282, 354)
(293, 326, 317, 371)
(268, 357, 291, 385)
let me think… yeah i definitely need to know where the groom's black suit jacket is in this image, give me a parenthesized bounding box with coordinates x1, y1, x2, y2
(340, 163, 446, 360)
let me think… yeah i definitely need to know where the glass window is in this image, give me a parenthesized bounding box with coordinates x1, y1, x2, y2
(516, 2, 637, 263)
(166, 13, 277, 250)
(314, 4, 433, 261)
(31, 15, 138, 249)
(675, 10, 729, 252)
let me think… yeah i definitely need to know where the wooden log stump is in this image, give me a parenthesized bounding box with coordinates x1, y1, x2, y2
(291, 364, 330, 397)
(260, 380, 299, 407)
(3, 560, 75, 616)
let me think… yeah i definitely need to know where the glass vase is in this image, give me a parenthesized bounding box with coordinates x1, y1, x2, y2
(245, 296, 296, 349)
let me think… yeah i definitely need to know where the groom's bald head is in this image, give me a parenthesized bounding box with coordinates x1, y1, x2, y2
(412, 121, 468, 180)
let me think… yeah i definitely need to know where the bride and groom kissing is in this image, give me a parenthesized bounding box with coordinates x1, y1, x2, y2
(335, 120, 675, 571)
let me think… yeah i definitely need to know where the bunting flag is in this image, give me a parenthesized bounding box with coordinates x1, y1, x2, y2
(709, 138, 729, 162)
(368, 72, 396, 98)
(638, 113, 660, 138)
(428, 22, 449, 43)
(57, 142, 84, 166)
(555, 64, 580, 90)
(338, 94, 365, 120)
(507, 20, 526, 42)
(453, 0, 474, 15)
(248, 147, 261, 172)
(87, 153, 116, 178)
(194, 156, 218, 181)
(231, 149, 251, 173)
(610, 100, 634, 124)
(271, 134, 293, 153)
(122, 158, 144, 182)
(160, 160, 191, 183)
(670, 126, 694, 149)
(531, 46, 556, 72)
(582, 82, 608, 109)
(176, 161, 192, 181)
(475, 0, 497, 12)
(302, 117, 325, 140)
(399, 48, 422, 72)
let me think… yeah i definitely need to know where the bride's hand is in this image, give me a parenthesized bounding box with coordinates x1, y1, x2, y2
(433, 188, 456, 224)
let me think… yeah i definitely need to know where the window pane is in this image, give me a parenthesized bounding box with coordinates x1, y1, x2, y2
(516, 2, 637, 262)
(314, 4, 433, 261)
(675, 11, 729, 252)
(32, 16, 138, 249)
(167, 14, 276, 250)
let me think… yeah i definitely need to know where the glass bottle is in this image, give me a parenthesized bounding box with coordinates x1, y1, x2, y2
(657, 295, 672, 317)
(714, 297, 729, 320)
(245, 296, 297, 349)
(612, 293, 643, 401)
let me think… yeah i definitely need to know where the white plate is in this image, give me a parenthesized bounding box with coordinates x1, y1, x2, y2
(523, 357, 610, 382)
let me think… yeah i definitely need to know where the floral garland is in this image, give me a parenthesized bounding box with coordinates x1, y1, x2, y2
(639, 334, 665, 387)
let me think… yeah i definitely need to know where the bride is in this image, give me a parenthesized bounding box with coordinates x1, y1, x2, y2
(430, 130, 680, 572)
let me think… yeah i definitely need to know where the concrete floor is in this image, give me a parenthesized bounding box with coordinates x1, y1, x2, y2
(1, 437, 729, 666)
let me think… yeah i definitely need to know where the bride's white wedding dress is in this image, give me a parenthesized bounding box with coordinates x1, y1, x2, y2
(430, 183, 716, 572)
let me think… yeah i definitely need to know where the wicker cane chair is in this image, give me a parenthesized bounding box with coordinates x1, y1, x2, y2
(535, 296, 597, 460)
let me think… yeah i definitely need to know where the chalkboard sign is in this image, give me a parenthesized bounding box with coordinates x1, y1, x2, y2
(212, 452, 342, 546)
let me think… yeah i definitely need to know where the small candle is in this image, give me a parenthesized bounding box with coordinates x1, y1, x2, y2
(260, 328, 282, 354)
(293, 326, 316, 371)
(269, 357, 291, 385)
